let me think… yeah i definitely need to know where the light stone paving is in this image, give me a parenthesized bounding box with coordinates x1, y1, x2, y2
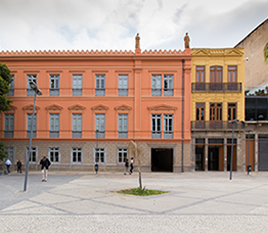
(0, 171, 268, 232)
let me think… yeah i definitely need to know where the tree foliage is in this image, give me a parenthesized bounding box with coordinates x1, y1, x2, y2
(0, 142, 8, 161)
(0, 63, 12, 112)
(264, 42, 268, 64)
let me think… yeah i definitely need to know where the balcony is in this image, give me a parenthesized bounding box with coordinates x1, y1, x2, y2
(192, 83, 242, 92)
(191, 121, 244, 130)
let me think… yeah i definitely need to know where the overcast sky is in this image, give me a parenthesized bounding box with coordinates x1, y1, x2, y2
(0, 0, 267, 51)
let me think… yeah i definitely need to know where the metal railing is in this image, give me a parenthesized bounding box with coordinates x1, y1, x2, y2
(191, 121, 244, 130)
(192, 83, 242, 92)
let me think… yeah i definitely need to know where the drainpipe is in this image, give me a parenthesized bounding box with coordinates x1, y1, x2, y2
(181, 59, 185, 172)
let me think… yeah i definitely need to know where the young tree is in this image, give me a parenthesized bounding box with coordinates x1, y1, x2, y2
(264, 42, 268, 64)
(128, 140, 144, 189)
(0, 63, 13, 112)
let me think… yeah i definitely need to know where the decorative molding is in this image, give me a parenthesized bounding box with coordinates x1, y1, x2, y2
(148, 104, 177, 112)
(23, 104, 40, 112)
(45, 103, 63, 112)
(192, 48, 244, 57)
(68, 104, 86, 112)
(114, 104, 132, 112)
(91, 104, 109, 112)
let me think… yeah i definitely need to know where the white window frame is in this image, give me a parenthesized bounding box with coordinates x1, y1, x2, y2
(50, 114, 59, 138)
(95, 114, 105, 138)
(117, 148, 128, 164)
(72, 114, 82, 138)
(26, 147, 37, 163)
(8, 75, 14, 96)
(94, 148, 106, 164)
(95, 74, 105, 96)
(5, 147, 14, 163)
(152, 114, 161, 138)
(118, 75, 128, 96)
(118, 114, 128, 138)
(73, 74, 82, 96)
(50, 74, 60, 96)
(152, 75, 162, 96)
(164, 75, 174, 96)
(164, 114, 173, 139)
(4, 114, 14, 138)
(49, 147, 60, 163)
(71, 147, 82, 164)
(27, 113, 36, 138)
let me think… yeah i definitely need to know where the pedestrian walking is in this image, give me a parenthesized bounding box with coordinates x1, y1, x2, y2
(5, 158, 12, 173)
(124, 159, 129, 175)
(40, 156, 51, 182)
(17, 160, 22, 173)
(130, 157, 134, 174)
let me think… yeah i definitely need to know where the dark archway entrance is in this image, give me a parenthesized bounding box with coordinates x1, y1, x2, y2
(151, 148, 173, 172)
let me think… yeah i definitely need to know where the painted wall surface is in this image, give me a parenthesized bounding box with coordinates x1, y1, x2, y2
(0, 48, 192, 171)
(191, 48, 245, 122)
(235, 18, 268, 91)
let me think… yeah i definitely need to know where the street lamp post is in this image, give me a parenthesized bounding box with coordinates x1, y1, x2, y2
(229, 119, 239, 180)
(94, 130, 99, 174)
(246, 129, 253, 175)
(23, 80, 42, 192)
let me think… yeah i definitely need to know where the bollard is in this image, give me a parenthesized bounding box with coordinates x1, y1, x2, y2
(94, 164, 99, 174)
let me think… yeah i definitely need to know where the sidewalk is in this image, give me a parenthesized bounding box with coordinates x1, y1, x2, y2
(0, 172, 268, 232)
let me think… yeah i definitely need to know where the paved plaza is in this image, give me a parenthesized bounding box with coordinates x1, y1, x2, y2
(0, 171, 268, 232)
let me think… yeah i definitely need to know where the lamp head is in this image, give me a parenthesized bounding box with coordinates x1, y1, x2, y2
(29, 81, 42, 95)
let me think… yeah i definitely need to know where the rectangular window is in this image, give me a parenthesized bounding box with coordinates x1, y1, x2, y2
(196, 103, 205, 121)
(73, 74, 82, 96)
(50, 114, 59, 138)
(26, 147, 37, 163)
(27, 113, 36, 138)
(196, 66, 205, 83)
(117, 148, 128, 164)
(210, 103, 222, 129)
(118, 75, 128, 96)
(228, 103, 237, 121)
(95, 74, 105, 96)
(164, 114, 173, 139)
(152, 75, 162, 96)
(94, 148, 105, 164)
(72, 148, 82, 163)
(49, 147, 60, 163)
(72, 114, 82, 138)
(5, 147, 14, 163)
(210, 66, 223, 91)
(50, 75, 59, 96)
(27, 75, 37, 96)
(95, 114, 105, 138)
(227, 66, 238, 90)
(118, 114, 128, 138)
(7, 75, 14, 96)
(4, 114, 14, 138)
(164, 75, 174, 96)
(152, 114, 161, 138)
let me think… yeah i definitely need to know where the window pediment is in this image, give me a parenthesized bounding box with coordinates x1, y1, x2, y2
(91, 104, 109, 111)
(114, 104, 132, 112)
(23, 104, 40, 112)
(6, 105, 17, 113)
(45, 103, 63, 112)
(68, 104, 86, 112)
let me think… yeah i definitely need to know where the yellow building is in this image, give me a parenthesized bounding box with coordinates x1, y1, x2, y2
(191, 48, 245, 172)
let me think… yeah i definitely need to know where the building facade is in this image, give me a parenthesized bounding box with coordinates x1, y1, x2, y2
(0, 46, 192, 172)
(191, 48, 246, 172)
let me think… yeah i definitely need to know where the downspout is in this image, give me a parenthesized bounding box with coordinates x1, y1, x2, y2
(181, 59, 185, 172)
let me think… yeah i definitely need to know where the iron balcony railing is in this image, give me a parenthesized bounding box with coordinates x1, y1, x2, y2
(192, 83, 242, 92)
(191, 121, 244, 130)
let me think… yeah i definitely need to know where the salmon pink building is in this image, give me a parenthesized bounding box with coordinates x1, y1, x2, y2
(0, 37, 191, 172)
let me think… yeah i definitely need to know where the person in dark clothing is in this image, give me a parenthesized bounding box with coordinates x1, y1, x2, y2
(17, 160, 22, 173)
(130, 157, 134, 174)
(40, 156, 51, 182)
(124, 159, 129, 175)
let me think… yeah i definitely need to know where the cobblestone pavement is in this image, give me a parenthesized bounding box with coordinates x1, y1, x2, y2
(0, 171, 268, 232)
